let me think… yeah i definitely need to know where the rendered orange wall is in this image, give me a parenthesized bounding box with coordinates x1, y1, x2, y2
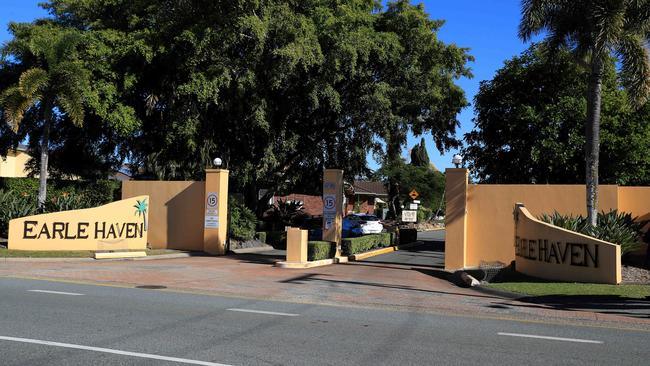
(122, 181, 205, 251)
(617, 187, 650, 232)
(464, 184, 618, 268)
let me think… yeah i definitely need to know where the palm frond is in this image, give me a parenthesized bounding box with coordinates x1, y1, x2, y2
(0, 86, 34, 131)
(18, 67, 48, 99)
(624, 0, 650, 33)
(519, 0, 572, 41)
(51, 60, 89, 126)
(616, 33, 650, 106)
(591, 0, 626, 55)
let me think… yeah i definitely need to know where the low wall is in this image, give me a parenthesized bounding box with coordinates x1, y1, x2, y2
(445, 169, 650, 272)
(122, 181, 205, 250)
(515, 204, 621, 284)
(466, 184, 618, 267)
(9, 196, 148, 251)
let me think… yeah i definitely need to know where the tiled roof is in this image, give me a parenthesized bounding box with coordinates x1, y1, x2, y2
(353, 180, 387, 196)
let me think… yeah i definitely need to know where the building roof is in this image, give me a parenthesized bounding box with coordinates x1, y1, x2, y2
(353, 180, 387, 196)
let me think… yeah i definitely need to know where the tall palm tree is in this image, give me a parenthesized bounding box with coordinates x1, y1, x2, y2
(1, 25, 89, 210)
(519, 0, 650, 225)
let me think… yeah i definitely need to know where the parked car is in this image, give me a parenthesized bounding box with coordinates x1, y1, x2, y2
(342, 214, 384, 237)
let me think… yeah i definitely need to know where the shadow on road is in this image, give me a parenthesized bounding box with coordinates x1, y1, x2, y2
(499, 295, 650, 319)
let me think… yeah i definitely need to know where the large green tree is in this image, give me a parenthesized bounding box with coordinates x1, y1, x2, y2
(0, 24, 90, 208)
(375, 157, 445, 217)
(410, 137, 431, 168)
(464, 44, 650, 185)
(520, 0, 650, 225)
(40, 0, 471, 211)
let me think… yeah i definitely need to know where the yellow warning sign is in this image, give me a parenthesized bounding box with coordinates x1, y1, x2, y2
(409, 189, 419, 200)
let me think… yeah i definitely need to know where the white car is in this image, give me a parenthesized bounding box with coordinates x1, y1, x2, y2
(343, 214, 384, 236)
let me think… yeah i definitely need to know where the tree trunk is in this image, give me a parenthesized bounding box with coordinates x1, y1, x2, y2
(37, 100, 52, 211)
(585, 58, 603, 226)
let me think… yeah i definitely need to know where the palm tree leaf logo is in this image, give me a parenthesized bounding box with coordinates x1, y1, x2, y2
(134, 198, 148, 231)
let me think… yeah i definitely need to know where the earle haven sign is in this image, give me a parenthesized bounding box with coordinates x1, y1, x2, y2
(8, 196, 149, 251)
(514, 203, 620, 284)
(515, 238, 599, 268)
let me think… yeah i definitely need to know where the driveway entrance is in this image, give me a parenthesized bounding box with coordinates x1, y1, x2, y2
(357, 230, 445, 269)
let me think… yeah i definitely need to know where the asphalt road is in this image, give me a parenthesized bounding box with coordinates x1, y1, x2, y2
(1, 276, 648, 366)
(361, 230, 446, 268)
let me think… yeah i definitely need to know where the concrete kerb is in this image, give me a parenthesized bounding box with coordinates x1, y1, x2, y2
(470, 284, 524, 300)
(0, 252, 196, 262)
(275, 240, 427, 269)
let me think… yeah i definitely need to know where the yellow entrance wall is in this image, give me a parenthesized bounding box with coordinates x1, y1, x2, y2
(618, 187, 650, 231)
(464, 184, 618, 268)
(515, 204, 621, 284)
(122, 181, 205, 250)
(8, 196, 149, 251)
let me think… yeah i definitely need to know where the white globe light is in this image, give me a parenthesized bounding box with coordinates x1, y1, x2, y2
(213, 157, 222, 167)
(452, 154, 463, 167)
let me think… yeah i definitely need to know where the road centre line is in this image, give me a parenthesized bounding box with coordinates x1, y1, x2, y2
(226, 308, 299, 317)
(498, 332, 603, 344)
(0, 336, 233, 366)
(28, 289, 84, 296)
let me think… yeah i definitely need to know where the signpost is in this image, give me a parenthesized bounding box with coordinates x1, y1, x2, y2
(401, 210, 417, 223)
(409, 189, 419, 200)
(323, 169, 344, 256)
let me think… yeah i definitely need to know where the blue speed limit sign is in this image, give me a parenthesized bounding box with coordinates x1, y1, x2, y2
(323, 194, 336, 211)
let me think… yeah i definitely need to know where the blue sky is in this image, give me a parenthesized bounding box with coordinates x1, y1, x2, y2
(0, 0, 535, 171)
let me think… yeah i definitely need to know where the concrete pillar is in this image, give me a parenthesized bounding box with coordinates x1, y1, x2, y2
(203, 169, 229, 255)
(445, 168, 468, 270)
(322, 169, 344, 257)
(286, 227, 308, 263)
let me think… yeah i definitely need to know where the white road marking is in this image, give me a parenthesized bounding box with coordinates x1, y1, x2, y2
(498, 332, 603, 344)
(28, 290, 84, 296)
(0, 336, 233, 366)
(226, 308, 299, 317)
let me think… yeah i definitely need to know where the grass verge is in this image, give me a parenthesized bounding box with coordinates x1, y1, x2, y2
(485, 282, 650, 299)
(484, 268, 650, 299)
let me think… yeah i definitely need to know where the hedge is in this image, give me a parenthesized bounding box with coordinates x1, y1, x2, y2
(341, 233, 395, 256)
(0, 177, 120, 206)
(308, 241, 335, 261)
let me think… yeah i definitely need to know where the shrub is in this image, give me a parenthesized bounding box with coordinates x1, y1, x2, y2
(265, 231, 288, 249)
(341, 233, 394, 256)
(265, 198, 305, 230)
(228, 198, 257, 241)
(308, 241, 335, 261)
(45, 193, 96, 212)
(0, 190, 38, 237)
(0, 178, 120, 207)
(255, 231, 267, 243)
(539, 210, 648, 257)
(417, 206, 432, 222)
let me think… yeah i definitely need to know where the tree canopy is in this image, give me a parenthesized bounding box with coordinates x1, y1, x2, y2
(519, 0, 650, 225)
(410, 137, 430, 168)
(463, 44, 650, 185)
(374, 157, 445, 212)
(0, 24, 92, 206)
(0, 0, 473, 210)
